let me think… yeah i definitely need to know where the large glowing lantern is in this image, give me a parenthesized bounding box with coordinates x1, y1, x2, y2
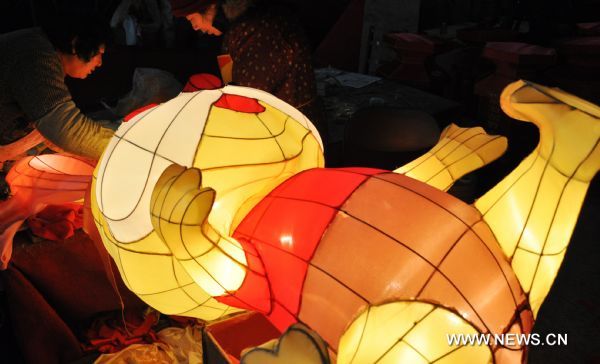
(91, 81, 600, 363)
(91, 86, 323, 320)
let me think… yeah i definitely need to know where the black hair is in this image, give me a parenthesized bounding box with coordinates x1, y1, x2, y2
(41, 12, 111, 62)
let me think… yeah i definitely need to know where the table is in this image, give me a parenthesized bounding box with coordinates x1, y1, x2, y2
(315, 68, 460, 166)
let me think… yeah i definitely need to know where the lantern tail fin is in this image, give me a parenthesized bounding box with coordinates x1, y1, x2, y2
(150, 164, 248, 298)
(394, 123, 507, 191)
(475, 80, 600, 316)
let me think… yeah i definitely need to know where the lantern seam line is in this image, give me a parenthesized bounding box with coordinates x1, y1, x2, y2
(414, 224, 477, 299)
(347, 305, 371, 364)
(400, 126, 472, 175)
(437, 132, 486, 162)
(190, 93, 223, 170)
(202, 116, 290, 139)
(99, 92, 203, 220)
(509, 135, 557, 263)
(292, 170, 372, 321)
(170, 185, 264, 312)
(526, 138, 599, 293)
(478, 152, 542, 217)
(520, 80, 600, 119)
(169, 253, 211, 307)
(395, 338, 431, 363)
(427, 136, 503, 187)
(372, 307, 436, 363)
(256, 112, 287, 160)
(195, 132, 312, 172)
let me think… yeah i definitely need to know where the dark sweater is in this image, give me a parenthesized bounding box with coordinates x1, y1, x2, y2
(0, 28, 114, 159)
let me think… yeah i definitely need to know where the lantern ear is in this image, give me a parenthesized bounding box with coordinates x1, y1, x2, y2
(150, 164, 248, 297)
(394, 123, 507, 191)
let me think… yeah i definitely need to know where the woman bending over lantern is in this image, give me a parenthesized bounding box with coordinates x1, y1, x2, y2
(169, 0, 325, 137)
(0, 12, 118, 168)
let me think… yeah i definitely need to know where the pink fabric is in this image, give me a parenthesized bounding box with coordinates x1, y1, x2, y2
(0, 154, 94, 269)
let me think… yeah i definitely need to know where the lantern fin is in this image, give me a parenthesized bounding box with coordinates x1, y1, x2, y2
(475, 80, 600, 316)
(150, 164, 249, 298)
(394, 123, 507, 191)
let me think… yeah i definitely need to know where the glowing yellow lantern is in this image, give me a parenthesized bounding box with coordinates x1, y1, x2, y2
(89, 81, 599, 363)
(476, 80, 600, 315)
(91, 86, 323, 319)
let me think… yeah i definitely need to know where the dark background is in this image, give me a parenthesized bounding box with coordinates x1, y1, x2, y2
(1, 0, 599, 363)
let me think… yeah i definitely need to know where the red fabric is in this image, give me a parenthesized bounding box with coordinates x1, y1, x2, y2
(124, 103, 158, 122)
(83, 310, 160, 354)
(183, 73, 223, 92)
(27, 203, 84, 241)
(214, 93, 266, 113)
(2, 230, 146, 363)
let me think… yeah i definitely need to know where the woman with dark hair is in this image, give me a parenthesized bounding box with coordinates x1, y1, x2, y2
(169, 0, 325, 138)
(0, 13, 117, 167)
